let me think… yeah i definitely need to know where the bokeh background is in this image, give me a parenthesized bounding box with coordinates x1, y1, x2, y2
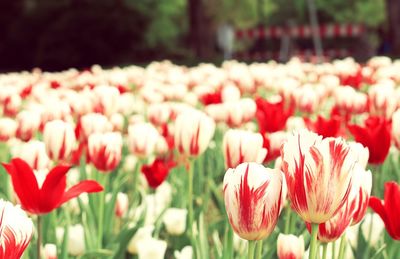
(0, 0, 399, 72)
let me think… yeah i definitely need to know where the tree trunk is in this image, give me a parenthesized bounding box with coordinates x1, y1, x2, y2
(386, 0, 400, 56)
(187, 0, 215, 60)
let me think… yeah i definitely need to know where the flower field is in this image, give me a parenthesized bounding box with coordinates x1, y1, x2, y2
(0, 57, 400, 259)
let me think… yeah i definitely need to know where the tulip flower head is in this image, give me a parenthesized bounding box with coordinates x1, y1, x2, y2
(223, 162, 286, 240)
(369, 181, 400, 240)
(174, 109, 215, 157)
(128, 122, 160, 157)
(277, 234, 304, 259)
(0, 199, 34, 259)
(2, 158, 103, 214)
(281, 130, 357, 223)
(223, 129, 267, 168)
(43, 120, 76, 161)
(88, 132, 122, 172)
(141, 157, 176, 189)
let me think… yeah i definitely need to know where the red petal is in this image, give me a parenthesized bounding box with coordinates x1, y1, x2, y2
(369, 196, 388, 225)
(39, 164, 70, 213)
(59, 180, 103, 206)
(2, 158, 40, 213)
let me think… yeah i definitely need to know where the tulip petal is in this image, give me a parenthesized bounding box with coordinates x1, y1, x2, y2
(2, 158, 40, 213)
(369, 196, 388, 225)
(59, 180, 103, 205)
(39, 164, 70, 213)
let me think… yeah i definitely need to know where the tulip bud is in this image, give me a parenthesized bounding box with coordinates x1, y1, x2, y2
(88, 132, 122, 172)
(138, 238, 167, 259)
(222, 129, 267, 168)
(13, 140, 50, 170)
(15, 110, 41, 141)
(43, 120, 76, 161)
(44, 243, 57, 259)
(277, 234, 304, 259)
(92, 85, 120, 116)
(128, 122, 160, 157)
(0, 117, 17, 142)
(162, 208, 187, 236)
(174, 109, 215, 157)
(127, 225, 155, 254)
(115, 192, 129, 218)
(223, 162, 286, 240)
(174, 246, 193, 259)
(80, 113, 112, 140)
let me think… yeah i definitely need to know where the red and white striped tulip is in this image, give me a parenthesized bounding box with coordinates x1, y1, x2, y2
(43, 120, 76, 161)
(223, 162, 286, 240)
(128, 122, 160, 157)
(80, 113, 112, 140)
(0, 199, 34, 259)
(277, 234, 304, 259)
(15, 110, 41, 142)
(88, 132, 122, 172)
(281, 130, 357, 223)
(174, 109, 215, 157)
(0, 118, 17, 142)
(223, 129, 267, 168)
(13, 140, 50, 170)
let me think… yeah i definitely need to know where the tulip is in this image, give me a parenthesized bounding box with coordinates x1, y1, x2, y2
(79, 113, 112, 140)
(115, 192, 129, 218)
(277, 234, 304, 259)
(56, 224, 85, 256)
(0, 118, 17, 142)
(255, 97, 293, 134)
(222, 129, 267, 168)
(174, 109, 215, 157)
(147, 103, 172, 125)
(92, 85, 120, 116)
(348, 142, 369, 170)
(348, 116, 391, 165)
(127, 225, 155, 254)
(281, 130, 358, 224)
(368, 83, 397, 119)
(137, 238, 167, 259)
(43, 243, 57, 259)
(128, 122, 160, 157)
(88, 132, 122, 172)
(162, 208, 187, 236)
(369, 181, 400, 240)
(13, 140, 50, 170)
(15, 110, 41, 142)
(174, 246, 193, 259)
(43, 120, 76, 161)
(303, 115, 342, 138)
(2, 158, 103, 214)
(223, 162, 286, 240)
(224, 98, 256, 127)
(262, 131, 288, 163)
(392, 109, 400, 149)
(141, 157, 176, 189)
(0, 199, 34, 259)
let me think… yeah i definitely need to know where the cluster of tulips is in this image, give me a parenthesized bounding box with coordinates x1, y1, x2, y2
(0, 56, 400, 259)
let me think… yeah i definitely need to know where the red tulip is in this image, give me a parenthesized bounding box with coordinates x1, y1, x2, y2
(141, 157, 177, 189)
(1, 158, 103, 214)
(223, 162, 286, 240)
(369, 181, 400, 240)
(0, 199, 34, 259)
(281, 130, 357, 223)
(303, 115, 342, 138)
(255, 97, 293, 134)
(200, 91, 222, 105)
(348, 116, 391, 165)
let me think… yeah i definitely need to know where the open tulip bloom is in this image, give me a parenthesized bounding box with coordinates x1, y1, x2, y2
(2, 158, 103, 215)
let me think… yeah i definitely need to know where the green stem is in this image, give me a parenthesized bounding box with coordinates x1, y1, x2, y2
(338, 235, 346, 259)
(188, 161, 194, 237)
(255, 240, 263, 259)
(97, 173, 106, 248)
(364, 215, 374, 258)
(309, 223, 319, 259)
(247, 240, 256, 259)
(284, 206, 291, 233)
(37, 215, 42, 259)
(332, 240, 336, 259)
(322, 243, 327, 259)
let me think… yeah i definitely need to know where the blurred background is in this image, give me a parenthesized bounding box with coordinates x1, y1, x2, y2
(0, 0, 399, 72)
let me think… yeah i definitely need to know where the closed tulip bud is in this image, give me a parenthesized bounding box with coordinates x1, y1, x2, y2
(222, 84, 241, 102)
(92, 85, 120, 116)
(0, 199, 34, 258)
(0, 117, 17, 142)
(14, 140, 50, 170)
(174, 109, 215, 157)
(110, 113, 125, 132)
(43, 120, 76, 161)
(223, 162, 286, 240)
(80, 113, 112, 140)
(44, 243, 57, 259)
(162, 208, 187, 236)
(88, 132, 122, 172)
(16, 110, 41, 141)
(115, 192, 129, 218)
(127, 225, 155, 254)
(128, 122, 160, 157)
(174, 246, 193, 259)
(138, 238, 167, 259)
(66, 224, 85, 256)
(277, 234, 304, 259)
(223, 129, 267, 168)
(281, 130, 357, 223)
